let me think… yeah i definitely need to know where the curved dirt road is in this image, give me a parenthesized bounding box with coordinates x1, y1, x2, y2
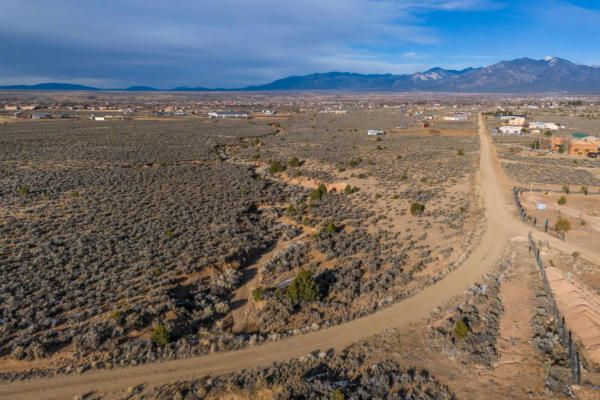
(0, 115, 588, 399)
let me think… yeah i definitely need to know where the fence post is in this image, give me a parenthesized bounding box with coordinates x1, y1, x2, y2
(576, 351, 581, 384)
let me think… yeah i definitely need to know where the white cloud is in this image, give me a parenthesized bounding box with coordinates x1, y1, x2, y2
(0, 0, 505, 87)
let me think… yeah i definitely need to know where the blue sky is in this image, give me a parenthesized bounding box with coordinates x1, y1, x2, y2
(2, 0, 600, 88)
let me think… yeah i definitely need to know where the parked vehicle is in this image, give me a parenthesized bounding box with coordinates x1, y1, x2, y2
(587, 152, 598, 158)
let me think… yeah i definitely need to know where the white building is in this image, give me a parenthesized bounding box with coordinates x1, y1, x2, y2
(499, 125, 523, 135)
(208, 111, 248, 118)
(444, 112, 470, 121)
(367, 129, 386, 136)
(529, 122, 560, 130)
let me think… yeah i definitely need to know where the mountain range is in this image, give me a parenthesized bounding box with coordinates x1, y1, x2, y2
(3, 57, 600, 93)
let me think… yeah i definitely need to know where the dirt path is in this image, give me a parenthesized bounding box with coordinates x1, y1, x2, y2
(546, 266, 600, 367)
(0, 114, 590, 400)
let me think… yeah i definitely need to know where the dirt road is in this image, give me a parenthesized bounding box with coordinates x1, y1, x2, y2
(0, 115, 589, 399)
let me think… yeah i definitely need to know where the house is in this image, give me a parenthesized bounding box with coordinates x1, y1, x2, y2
(507, 116, 525, 126)
(21, 105, 41, 111)
(499, 125, 523, 135)
(5, 105, 20, 111)
(14, 111, 29, 119)
(443, 112, 469, 121)
(90, 115, 105, 121)
(529, 122, 559, 130)
(31, 113, 52, 119)
(367, 129, 386, 136)
(208, 111, 248, 118)
(568, 134, 600, 156)
(263, 110, 277, 116)
(569, 139, 599, 156)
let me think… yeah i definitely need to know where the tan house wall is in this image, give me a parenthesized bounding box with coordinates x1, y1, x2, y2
(568, 140, 598, 155)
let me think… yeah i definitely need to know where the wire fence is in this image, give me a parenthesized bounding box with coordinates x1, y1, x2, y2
(528, 231, 581, 385)
(514, 187, 565, 240)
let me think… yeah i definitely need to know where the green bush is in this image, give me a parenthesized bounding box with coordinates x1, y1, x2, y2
(410, 202, 424, 216)
(344, 185, 359, 194)
(269, 161, 285, 173)
(310, 184, 327, 201)
(331, 389, 345, 400)
(286, 204, 297, 215)
(544, 130, 553, 136)
(453, 320, 469, 339)
(252, 287, 264, 302)
(152, 325, 170, 346)
(562, 185, 570, 194)
(288, 157, 300, 167)
(110, 310, 123, 323)
(165, 230, 174, 239)
(555, 217, 571, 234)
(251, 153, 260, 160)
(557, 195, 567, 205)
(18, 186, 30, 195)
(348, 157, 362, 168)
(457, 148, 464, 156)
(581, 185, 588, 195)
(286, 270, 319, 301)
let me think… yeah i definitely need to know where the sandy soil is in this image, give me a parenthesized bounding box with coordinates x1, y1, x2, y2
(546, 265, 600, 368)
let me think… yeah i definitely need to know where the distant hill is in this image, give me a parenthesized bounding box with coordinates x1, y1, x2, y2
(0, 82, 100, 91)
(3, 57, 600, 93)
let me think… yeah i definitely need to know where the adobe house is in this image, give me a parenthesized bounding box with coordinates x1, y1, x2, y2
(568, 134, 600, 155)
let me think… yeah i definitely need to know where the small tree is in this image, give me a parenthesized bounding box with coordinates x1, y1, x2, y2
(344, 184, 359, 194)
(288, 157, 300, 167)
(453, 320, 469, 339)
(152, 325, 170, 346)
(110, 310, 123, 324)
(18, 186, 30, 195)
(331, 389, 345, 400)
(581, 185, 588, 195)
(562, 185, 570, 194)
(457, 148, 464, 155)
(269, 161, 285, 173)
(544, 130, 553, 136)
(286, 270, 319, 301)
(310, 184, 327, 201)
(252, 287, 264, 302)
(555, 217, 571, 236)
(557, 195, 567, 205)
(410, 202, 424, 216)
